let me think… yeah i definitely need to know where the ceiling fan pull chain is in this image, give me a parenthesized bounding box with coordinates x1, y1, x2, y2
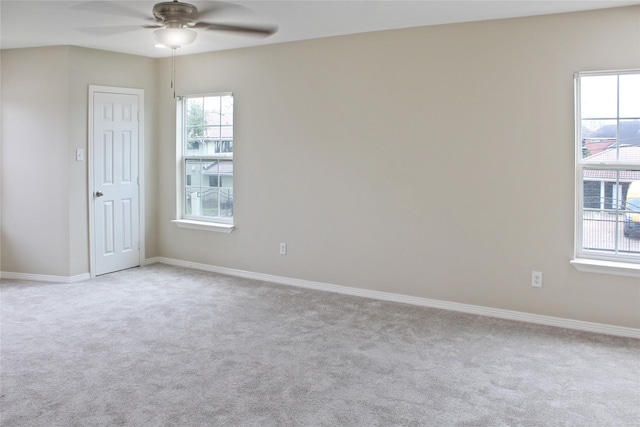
(172, 48, 176, 98)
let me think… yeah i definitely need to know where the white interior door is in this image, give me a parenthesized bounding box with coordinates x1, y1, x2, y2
(92, 91, 140, 276)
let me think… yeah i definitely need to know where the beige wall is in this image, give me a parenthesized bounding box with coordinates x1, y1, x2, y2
(156, 6, 640, 328)
(1, 46, 158, 277)
(1, 47, 71, 276)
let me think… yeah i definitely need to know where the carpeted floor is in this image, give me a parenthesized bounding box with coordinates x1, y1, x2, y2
(1, 263, 639, 426)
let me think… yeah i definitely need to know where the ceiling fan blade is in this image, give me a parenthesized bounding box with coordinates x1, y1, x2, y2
(71, 1, 151, 21)
(194, 1, 249, 19)
(197, 22, 278, 36)
(75, 25, 148, 37)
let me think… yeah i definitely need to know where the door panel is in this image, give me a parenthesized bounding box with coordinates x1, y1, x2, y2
(93, 92, 140, 275)
(103, 200, 114, 255)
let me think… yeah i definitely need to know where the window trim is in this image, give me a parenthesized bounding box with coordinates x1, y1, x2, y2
(572, 69, 640, 276)
(175, 93, 235, 231)
(171, 219, 234, 233)
(570, 258, 640, 278)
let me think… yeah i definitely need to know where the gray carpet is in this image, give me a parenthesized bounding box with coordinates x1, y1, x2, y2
(1, 264, 639, 426)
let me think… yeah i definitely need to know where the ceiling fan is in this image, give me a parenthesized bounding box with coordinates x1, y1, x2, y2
(147, 0, 277, 49)
(76, 0, 278, 50)
(75, 0, 277, 96)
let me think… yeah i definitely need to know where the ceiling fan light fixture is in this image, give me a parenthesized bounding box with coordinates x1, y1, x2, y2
(153, 27, 197, 49)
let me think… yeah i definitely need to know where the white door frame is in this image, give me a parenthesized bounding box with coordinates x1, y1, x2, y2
(88, 85, 145, 278)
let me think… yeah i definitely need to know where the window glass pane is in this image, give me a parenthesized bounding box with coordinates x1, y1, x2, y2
(220, 188, 233, 217)
(204, 126, 221, 140)
(580, 75, 617, 119)
(186, 97, 205, 155)
(186, 138, 205, 156)
(221, 125, 233, 139)
(221, 95, 233, 125)
(217, 140, 233, 154)
(204, 96, 221, 125)
(581, 119, 616, 159)
(185, 188, 193, 215)
(185, 159, 202, 187)
(619, 74, 640, 118)
(219, 160, 233, 179)
(582, 211, 617, 252)
(203, 139, 222, 156)
(581, 119, 617, 139)
(202, 188, 219, 218)
(185, 186, 202, 216)
(582, 170, 640, 255)
(187, 98, 204, 126)
(620, 119, 640, 148)
(219, 160, 233, 218)
(204, 161, 219, 186)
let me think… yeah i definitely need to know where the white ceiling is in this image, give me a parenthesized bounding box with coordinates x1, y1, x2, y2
(1, 1, 638, 58)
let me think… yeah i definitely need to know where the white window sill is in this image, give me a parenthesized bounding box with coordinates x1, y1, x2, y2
(570, 258, 640, 278)
(171, 219, 234, 233)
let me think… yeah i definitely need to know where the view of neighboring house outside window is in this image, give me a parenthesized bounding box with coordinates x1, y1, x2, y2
(575, 70, 640, 264)
(178, 93, 234, 224)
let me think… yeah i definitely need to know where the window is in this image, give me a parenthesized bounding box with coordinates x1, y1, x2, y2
(176, 93, 234, 229)
(574, 70, 640, 270)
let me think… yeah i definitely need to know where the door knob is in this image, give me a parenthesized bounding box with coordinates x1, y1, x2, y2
(95, 191, 104, 197)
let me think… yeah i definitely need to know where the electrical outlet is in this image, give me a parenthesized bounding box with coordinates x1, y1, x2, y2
(531, 271, 543, 287)
(280, 243, 287, 255)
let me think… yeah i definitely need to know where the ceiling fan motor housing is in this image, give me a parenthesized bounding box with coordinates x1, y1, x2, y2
(153, 1, 198, 26)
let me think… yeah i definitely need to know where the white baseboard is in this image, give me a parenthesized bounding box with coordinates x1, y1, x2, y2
(1, 257, 164, 283)
(153, 257, 640, 340)
(0, 271, 91, 283)
(0, 258, 171, 283)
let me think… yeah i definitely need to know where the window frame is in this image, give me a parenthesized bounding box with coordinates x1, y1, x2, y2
(172, 92, 235, 233)
(573, 70, 640, 276)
